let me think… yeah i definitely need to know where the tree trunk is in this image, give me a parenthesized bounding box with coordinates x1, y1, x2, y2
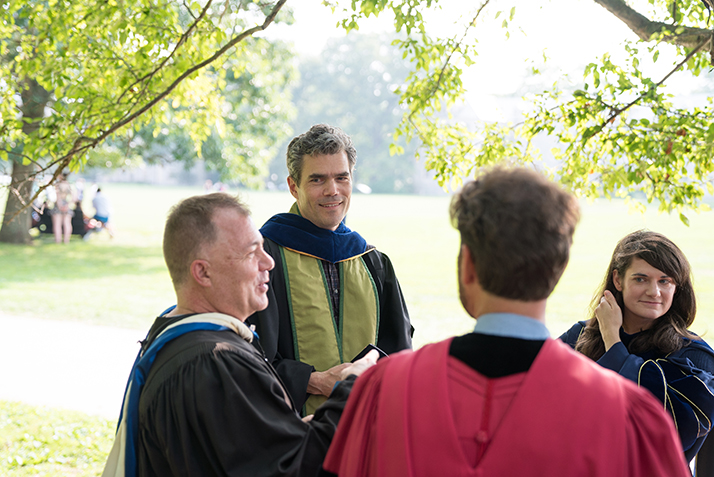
(0, 78, 51, 244)
(0, 161, 35, 244)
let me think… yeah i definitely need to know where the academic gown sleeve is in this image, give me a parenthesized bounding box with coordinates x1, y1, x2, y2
(624, 380, 692, 476)
(247, 240, 413, 411)
(560, 322, 714, 462)
(558, 321, 587, 347)
(600, 339, 714, 461)
(137, 330, 355, 477)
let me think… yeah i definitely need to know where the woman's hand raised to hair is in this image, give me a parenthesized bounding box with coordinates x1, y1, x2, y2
(595, 290, 623, 352)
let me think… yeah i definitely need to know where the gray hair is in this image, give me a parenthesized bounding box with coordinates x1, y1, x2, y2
(286, 124, 357, 185)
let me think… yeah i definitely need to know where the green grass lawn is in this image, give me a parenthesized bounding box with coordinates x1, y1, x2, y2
(3, 184, 711, 342)
(1, 183, 713, 475)
(0, 400, 115, 476)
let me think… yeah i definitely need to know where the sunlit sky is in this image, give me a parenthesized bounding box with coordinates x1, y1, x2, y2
(265, 0, 708, 121)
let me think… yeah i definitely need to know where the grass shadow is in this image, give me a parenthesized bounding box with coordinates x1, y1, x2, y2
(0, 241, 165, 285)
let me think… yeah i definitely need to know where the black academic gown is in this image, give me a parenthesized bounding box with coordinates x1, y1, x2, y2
(136, 316, 355, 477)
(247, 238, 413, 411)
(560, 321, 714, 464)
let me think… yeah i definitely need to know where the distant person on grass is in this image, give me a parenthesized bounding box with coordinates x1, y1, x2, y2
(49, 172, 75, 244)
(322, 167, 690, 477)
(560, 230, 714, 465)
(84, 187, 115, 240)
(92, 187, 114, 236)
(102, 193, 377, 477)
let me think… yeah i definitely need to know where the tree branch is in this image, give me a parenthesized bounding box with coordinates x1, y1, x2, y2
(592, 34, 710, 136)
(8, 0, 289, 222)
(594, 0, 713, 56)
(116, 0, 216, 106)
(406, 0, 491, 124)
(108, 0, 287, 138)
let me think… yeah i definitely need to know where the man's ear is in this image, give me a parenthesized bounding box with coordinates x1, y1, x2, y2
(612, 269, 623, 292)
(287, 176, 299, 200)
(190, 259, 212, 288)
(459, 244, 478, 287)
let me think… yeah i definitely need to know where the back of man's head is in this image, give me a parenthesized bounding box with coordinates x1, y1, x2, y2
(286, 124, 357, 185)
(163, 193, 249, 289)
(450, 167, 580, 301)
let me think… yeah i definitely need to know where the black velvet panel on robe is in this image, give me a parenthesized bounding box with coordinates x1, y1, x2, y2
(247, 238, 413, 412)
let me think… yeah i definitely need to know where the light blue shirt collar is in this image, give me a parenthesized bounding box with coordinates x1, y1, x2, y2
(473, 313, 550, 340)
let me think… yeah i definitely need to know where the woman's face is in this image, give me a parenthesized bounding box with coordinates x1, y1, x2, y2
(613, 257, 676, 332)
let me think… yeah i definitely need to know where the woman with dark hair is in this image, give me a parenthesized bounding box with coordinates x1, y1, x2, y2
(560, 230, 714, 464)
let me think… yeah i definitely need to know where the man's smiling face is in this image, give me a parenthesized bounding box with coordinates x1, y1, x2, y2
(288, 151, 352, 231)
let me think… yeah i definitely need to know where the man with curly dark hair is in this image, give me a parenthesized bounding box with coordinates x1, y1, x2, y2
(323, 167, 690, 477)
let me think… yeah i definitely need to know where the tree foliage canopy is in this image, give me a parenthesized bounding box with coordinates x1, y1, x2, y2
(1, 0, 292, 197)
(2, 0, 713, 244)
(335, 0, 714, 220)
(278, 32, 420, 193)
(87, 41, 296, 187)
(0, 0, 297, 242)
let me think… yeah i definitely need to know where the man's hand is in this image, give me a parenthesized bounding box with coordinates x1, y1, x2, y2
(340, 349, 379, 380)
(306, 350, 380, 396)
(307, 362, 351, 396)
(595, 290, 623, 351)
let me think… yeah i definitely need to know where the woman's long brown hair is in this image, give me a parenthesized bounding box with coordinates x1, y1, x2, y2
(575, 230, 697, 360)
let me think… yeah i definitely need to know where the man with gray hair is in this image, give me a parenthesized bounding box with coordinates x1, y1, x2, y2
(248, 124, 413, 415)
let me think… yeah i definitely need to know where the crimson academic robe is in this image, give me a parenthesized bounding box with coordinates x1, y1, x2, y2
(323, 338, 690, 477)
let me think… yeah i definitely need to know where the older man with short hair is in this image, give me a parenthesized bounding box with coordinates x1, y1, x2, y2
(102, 193, 376, 477)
